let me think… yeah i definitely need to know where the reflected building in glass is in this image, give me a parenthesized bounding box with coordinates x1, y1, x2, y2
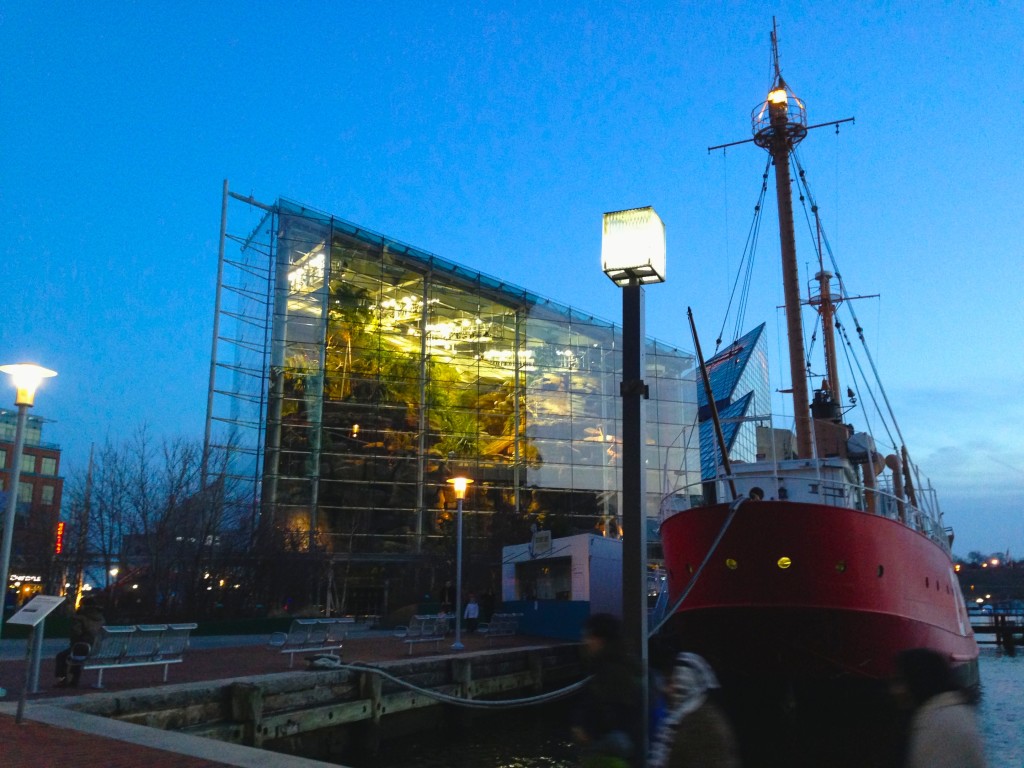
(209, 197, 700, 612)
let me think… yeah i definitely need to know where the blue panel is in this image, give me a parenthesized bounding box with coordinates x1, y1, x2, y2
(699, 392, 754, 479)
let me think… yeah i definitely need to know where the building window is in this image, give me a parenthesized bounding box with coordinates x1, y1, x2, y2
(18, 482, 33, 503)
(41, 485, 55, 505)
(40, 457, 57, 475)
(21, 454, 36, 474)
(0, 448, 6, 469)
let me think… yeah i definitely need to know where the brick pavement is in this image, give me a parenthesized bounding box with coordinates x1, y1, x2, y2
(0, 631, 550, 767)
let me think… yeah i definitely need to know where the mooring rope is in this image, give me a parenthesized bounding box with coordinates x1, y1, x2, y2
(337, 660, 591, 710)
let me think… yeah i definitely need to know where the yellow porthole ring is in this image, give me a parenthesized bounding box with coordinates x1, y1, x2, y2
(725, 558, 738, 570)
(777, 556, 793, 570)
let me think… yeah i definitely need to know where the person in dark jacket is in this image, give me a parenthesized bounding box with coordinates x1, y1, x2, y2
(570, 613, 644, 768)
(55, 597, 105, 687)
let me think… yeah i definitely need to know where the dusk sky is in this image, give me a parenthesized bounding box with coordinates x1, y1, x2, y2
(1, 3, 1020, 558)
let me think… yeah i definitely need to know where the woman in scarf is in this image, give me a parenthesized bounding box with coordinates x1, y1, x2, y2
(648, 652, 741, 768)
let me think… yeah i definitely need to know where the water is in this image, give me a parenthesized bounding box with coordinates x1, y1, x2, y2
(977, 646, 1024, 765)
(370, 647, 1021, 767)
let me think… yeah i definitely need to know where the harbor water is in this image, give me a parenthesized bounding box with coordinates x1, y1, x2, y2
(369, 647, 1021, 767)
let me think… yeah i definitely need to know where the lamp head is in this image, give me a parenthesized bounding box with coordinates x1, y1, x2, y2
(0, 363, 58, 407)
(447, 476, 473, 500)
(601, 206, 666, 287)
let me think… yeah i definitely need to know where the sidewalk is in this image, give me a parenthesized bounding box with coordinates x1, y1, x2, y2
(0, 630, 550, 767)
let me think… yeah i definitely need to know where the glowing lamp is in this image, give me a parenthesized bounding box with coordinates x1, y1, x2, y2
(768, 86, 788, 105)
(0, 363, 57, 407)
(447, 476, 473, 500)
(601, 207, 666, 287)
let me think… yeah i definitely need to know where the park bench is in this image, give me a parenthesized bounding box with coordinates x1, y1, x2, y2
(479, 612, 523, 643)
(268, 617, 354, 667)
(393, 614, 447, 655)
(74, 623, 198, 689)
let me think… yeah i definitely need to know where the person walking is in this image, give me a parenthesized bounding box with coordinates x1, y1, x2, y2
(894, 647, 987, 768)
(55, 596, 105, 687)
(648, 652, 741, 768)
(570, 613, 643, 768)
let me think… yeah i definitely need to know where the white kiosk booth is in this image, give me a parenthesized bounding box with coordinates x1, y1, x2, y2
(501, 532, 622, 639)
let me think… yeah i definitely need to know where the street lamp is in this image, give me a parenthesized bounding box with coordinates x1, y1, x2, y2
(601, 206, 665, 760)
(447, 475, 473, 651)
(0, 363, 57, 644)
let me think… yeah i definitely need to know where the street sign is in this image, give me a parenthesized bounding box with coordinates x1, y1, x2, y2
(7, 594, 65, 627)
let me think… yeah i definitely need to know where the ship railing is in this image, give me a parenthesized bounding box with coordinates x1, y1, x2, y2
(693, 470, 953, 554)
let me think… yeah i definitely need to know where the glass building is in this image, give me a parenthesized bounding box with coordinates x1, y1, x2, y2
(696, 323, 771, 484)
(209, 197, 699, 612)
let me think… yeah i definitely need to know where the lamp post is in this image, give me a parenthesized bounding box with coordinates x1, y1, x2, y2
(447, 475, 472, 651)
(601, 207, 665, 760)
(0, 363, 58, 644)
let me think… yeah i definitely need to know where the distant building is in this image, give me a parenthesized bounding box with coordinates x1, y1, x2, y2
(696, 324, 771, 497)
(0, 409, 64, 609)
(209, 197, 701, 614)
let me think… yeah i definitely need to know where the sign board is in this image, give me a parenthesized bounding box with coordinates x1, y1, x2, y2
(531, 529, 552, 555)
(7, 594, 65, 627)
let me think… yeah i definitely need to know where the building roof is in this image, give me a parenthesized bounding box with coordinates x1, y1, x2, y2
(270, 198, 692, 357)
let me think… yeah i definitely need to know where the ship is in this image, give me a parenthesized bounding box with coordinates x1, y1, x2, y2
(658, 24, 979, 696)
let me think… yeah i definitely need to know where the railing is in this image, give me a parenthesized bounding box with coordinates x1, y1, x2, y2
(664, 470, 951, 554)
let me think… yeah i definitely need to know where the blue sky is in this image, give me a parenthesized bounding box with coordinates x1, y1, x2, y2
(1, 2, 1021, 557)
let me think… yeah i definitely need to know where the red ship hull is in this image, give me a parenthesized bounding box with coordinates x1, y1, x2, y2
(659, 500, 979, 683)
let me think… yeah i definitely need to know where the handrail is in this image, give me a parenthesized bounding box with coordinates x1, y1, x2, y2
(663, 470, 950, 553)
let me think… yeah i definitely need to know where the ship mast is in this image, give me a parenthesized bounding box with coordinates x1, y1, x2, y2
(752, 20, 813, 458)
(813, 215, 842, 401)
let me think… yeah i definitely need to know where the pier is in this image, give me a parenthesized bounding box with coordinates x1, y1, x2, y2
(0, 630, 582, 767)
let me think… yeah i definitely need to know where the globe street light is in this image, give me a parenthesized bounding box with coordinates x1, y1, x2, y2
(447, 475, 473, 651)
(0, 363, 58, 644)
(601, 207, 665, 761)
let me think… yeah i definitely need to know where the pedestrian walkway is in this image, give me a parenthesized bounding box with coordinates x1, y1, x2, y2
(0, 629, 547, 767)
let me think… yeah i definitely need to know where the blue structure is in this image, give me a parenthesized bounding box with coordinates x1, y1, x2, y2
(697, 324, 770, 480)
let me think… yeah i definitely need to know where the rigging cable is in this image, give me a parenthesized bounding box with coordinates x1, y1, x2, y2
(714, 157, 772, 353)
(791, 153, 909, 451)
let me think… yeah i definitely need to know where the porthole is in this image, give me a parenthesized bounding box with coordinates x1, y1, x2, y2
(687, 563, 694, 575)
(835, 560, 847, 574)
(777, 556, 792, 570)
(725, 558, 738, 570)
(877, 565, 885, 577)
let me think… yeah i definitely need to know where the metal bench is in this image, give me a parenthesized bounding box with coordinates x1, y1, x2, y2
(77, 623, 198, 688)
(268, 617, 353, 667)
(479, 612, 523, 643)
(393, 614, 447, 655)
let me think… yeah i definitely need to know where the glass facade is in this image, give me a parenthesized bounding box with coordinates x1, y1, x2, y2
(697, 324, 770, 481)
(212, 198, 699, 610)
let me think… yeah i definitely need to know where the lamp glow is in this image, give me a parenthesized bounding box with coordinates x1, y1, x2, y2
(768, 86, 788, 105)
(0, 364, 57, 407)
(447, 476, 472, 499)
(601, 207, 666, 287)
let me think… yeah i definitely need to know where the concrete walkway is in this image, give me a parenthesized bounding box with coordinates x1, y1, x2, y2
(0, 630, 552, 767)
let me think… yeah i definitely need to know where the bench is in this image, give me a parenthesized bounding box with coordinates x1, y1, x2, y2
(268, 617, 353, 667)
(479, 612, 523, 643)
(75, 623, 198, 689)
(393, 614, 447, 655)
